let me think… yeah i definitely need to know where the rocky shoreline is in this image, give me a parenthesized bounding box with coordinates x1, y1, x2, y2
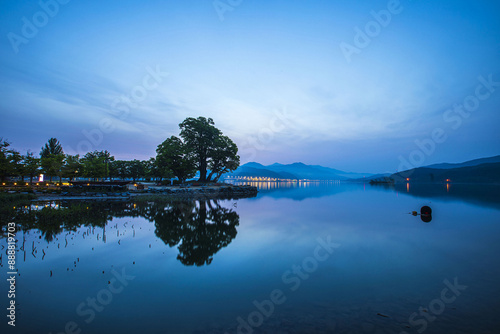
(34, 185, 258, 201)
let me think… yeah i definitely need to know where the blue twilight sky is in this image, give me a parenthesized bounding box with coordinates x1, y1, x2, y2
(0, 0, 499, 173)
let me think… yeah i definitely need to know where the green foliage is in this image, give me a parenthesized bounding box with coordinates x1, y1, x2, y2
(127, 159, 145, 181)
(156, 136, 196, 183)
(1, 116, 239, 184)
(9, 150, 24, 178)
(179, 117, 222, 182)
(61, 154, 82, 181)
(0, 138, 22, 180)
(40, 138, 64, 182)
(109, 160, 126, 180)
(40, 137, 63, 158)
(156, 117, 240, 183)
(40, 153, 64, 182)
(80, 150, 113, 181)
(22, 152, 40, 184)
(207, 135, 240, 182)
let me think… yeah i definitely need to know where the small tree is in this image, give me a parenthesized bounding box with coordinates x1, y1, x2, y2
(10, 151, 24, 181)
(61, 154, 82, 182)
(81, 151, 113, 181)
(40, 138, 64, 182)
(109, 160, 129, 180)
(143, 158, 156, 181)
(23, 152, 40, 185)
(40, 154, 64, 182)
(127, 159, 145, 182)
(0, 139, 12, 181)
(41, 138, 63, 157)
(0, 138, 23, 181)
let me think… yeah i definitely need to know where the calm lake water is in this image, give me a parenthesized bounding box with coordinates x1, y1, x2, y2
(2, 182, 500, 334)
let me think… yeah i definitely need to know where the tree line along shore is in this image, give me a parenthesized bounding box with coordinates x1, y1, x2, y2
(1, 117, 241, 187)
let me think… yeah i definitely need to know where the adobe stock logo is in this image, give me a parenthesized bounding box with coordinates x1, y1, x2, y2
(7, 0, 71, 54)
(339, 0, 405, 63)
(238, 108, 297, 163)
(66, 65, 168, 155)
(213, 0, 243, 21)
(397, 73, 500, 178)
(225, 236, 340, 334)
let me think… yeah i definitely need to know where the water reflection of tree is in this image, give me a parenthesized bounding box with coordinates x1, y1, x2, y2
(3, 198, 240, 266)
(154, 199, 239, 266)
(1, 200, 119, 242)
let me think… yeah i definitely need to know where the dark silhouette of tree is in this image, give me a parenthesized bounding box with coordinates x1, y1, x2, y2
(40, 138, 64, 182)
(40, 138, 63, 158)
(154, 199, 239, 266)
(61, 154, 82, 182)
(156, 136, 196, 183)
(207, 135, 240, 182)
(127, 159, 145, 182)
(10, 150, 23, 180)
(23, 152, 40, 185)
(178, 117, 239, 182)
(179, 117, 221, 182)
(0, 138, 13, 180)
(0, 138, 24, 181)
(154, 201, 196, 247)
(81, 150, 113, 181)
(4, 197, 240, 265)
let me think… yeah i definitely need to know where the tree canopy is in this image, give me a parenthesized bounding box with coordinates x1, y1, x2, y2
(81, 150, 113, 181)
(156, 136, 196, 183)
(40, 137, 63, 158)
(156, 117, 240, 182)
(40, 138, 64, 182)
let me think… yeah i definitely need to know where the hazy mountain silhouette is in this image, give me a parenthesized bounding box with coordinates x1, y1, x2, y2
(424, 155, 500, 169)
(230, 155, 500, 182)
(392, 162, 500, 183)
(230, 162, 373, 180)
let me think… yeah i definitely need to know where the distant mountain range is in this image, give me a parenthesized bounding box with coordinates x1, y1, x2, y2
(425, 155, 500, 169)
(391, 161, 500, 183)
(226, 162, 374, 180)
(225, 155, 500, 183)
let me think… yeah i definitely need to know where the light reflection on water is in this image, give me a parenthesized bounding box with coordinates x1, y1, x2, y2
(1, 182, 499, 334)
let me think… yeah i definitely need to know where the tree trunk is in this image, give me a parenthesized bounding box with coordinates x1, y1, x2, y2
(199, 157, 207, 182)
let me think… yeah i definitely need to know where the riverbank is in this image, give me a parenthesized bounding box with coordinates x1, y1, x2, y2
(32, 184, 258, 201)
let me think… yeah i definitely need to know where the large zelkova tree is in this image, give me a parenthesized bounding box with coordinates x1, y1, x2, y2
(40, 138, 64, 182)
(177, 117, 240, 182)
(156, 136, 196, 183)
